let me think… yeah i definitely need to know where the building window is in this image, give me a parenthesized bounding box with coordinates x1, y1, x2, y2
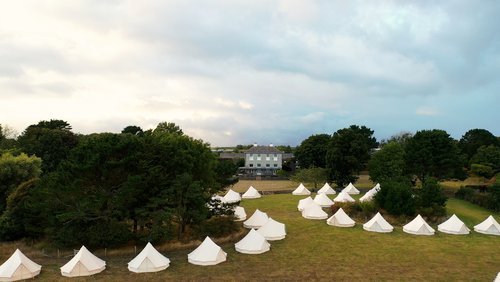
(273, 164, 278, 167)
(266, 156, 270, 161)
(273, 157, 278, 161)
(249, 154, 254, 161)
(249, 164, 253, 167)
(266, 164, 270, 167)
(257, 155, 261, 161)
(257, 164, 261, 167)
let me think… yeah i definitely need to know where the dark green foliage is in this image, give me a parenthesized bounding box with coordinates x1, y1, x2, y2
(276, 145, 293, 154)
(459, 129, 499, 160)
(326, 125, 377, 187)
(455, 185, 500, 212)
(214, 159, 239, 188)
(368, 142, 407, 183)
(333, 201, 377, 220)
(470, 145, 500, 170)
(0, 179, 44, 240)
(405, 129, 463, 182)
(17, 119, 78, 173)
(153, 122, 183, 135)
(375, 179, 415, 216)
(470, 164, 494, 178)
(194, 216, 239, 239)
(0, 153, 41, 213)
(295, 134, 331, 168)
(121, 125, 144, 135)
(416, 178, 447, 218)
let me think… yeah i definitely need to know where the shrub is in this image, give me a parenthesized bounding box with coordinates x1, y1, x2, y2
(455, 187, 475, 200)
(194, 216, 239, 239)
(470, 164, 494, 178)
(418, 178, 447, 208)
(375, 179, 415, 216)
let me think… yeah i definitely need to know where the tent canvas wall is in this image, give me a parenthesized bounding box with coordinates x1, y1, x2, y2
(292, 183, 311, 195)
(317, 183, 336, 195)
(128, 243, 170, 273)
(188, 237, 227, 266)
(359, 190, 375, 203)
(437, 214, 470, 235)
(297, 196, 314, 211)
(242, 186, 262, 199)
(363, 212, 393, 233)
(235, 229, 270, 254)
(333, 192, 355, 203)
(60, 246, 106, 277)
(327, 208, 355, 227)
(257, 218, 286, 241)
(234, 206, 247, 221)
(342, 183, 360, 195)
(403, 215, 435, 236)
(313, 193, 334, 207)
(473, 215, 500, 236)
(222, 189, 241, 203)
(0, 249, 41, 281)
(243, 209, 269, 229)
(301, 203, 328, 220)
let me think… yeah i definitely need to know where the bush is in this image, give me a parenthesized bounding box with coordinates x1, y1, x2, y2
(470, 164, 494, 178)
(331, 201, 377, 221)
(194, 216, 239, 239)
(455, 185, 500, 212)
(375, 179, 415, 216)
(418, 178, 447, 208)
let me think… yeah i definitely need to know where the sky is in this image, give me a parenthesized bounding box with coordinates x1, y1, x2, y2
(1, 1, 499, 146)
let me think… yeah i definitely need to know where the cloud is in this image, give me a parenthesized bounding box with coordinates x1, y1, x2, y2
(416, 106, 441, 116)
(0, 1, 499, 145)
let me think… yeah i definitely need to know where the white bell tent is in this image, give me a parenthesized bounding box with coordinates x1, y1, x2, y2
(313, 193, 334, 208)
(234, 206, 247, 221)
(363, 212, 393, 233)
(333, 191, 355, 203)
(473, 215, 500, 236)
(317, 183, 336, 195)
(257, 218, 286, 241)
(221, 189, 241, 204)
(60, 245, 106, 277)
(242, 186, 262, 199)
(128, 242, 170, 273)
(437, 214, 470, 235)
(292, 183, 311, 195)
(188, 237, 227, 266)
(327, 208, 355, 227)
(297, 196, 314, 211)
(0, 249, 41, 281)
(243, 209, 269, 229)
(235, 229, 270, 254)
(341, 183, 360, 195)
(359, 190, 375, 203)
(301, 203, 328, 220)
(403, 215, 435, 236)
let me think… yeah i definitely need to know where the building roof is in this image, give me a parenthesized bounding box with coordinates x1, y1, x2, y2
(245, 145, 283, 154)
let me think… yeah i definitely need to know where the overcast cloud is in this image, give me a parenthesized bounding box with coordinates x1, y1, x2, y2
(1, 1, 499, 146)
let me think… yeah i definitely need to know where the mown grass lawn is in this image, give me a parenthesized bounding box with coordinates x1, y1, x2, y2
(1, 186, 499, 281)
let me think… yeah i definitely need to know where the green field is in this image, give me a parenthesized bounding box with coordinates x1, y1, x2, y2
(1, 185, 499, 281)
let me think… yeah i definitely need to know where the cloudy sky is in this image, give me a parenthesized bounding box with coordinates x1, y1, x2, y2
(1, 1, 499, 146)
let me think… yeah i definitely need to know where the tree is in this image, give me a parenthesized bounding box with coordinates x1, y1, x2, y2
(416, 178, 447, 218)
(374, 178, 415, 216)
(0, 153, 42, 213)
(295, 134, 331, 168)
(291, 167, 328, 190)
(326, 125, 377, 187)
(121, 125, 144, 135)
(17, 120, 79, 173)
(459, 129, 498, 161)
(0, 124, 18, 153)
(380, 131, 413, 147)
(470, 145, 500, 170)
(276, 145, 293, 154)
(142, 131, 219, 239)
(153, 122, 183, 135)
(368, 142, 407, 183)
(405, 129, 463, 182)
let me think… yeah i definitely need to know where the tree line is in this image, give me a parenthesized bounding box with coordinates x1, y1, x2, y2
(0, 120, 238, 248)
(294, 126, 500, 217)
